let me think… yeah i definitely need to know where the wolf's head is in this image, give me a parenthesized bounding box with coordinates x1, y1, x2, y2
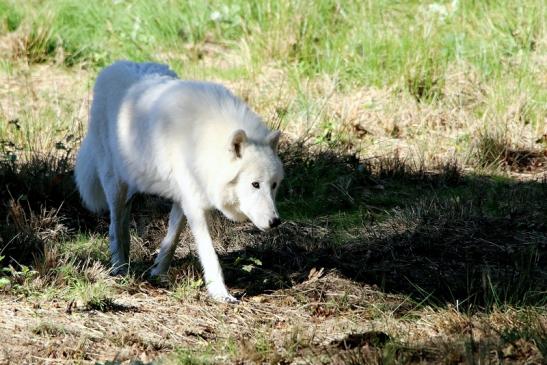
(221, 129, 284, 231)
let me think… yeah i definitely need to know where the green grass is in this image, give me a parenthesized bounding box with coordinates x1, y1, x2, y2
(58, 233, 110, 262)
(166, 349, 214, 365)
(1, 1, 545, 86)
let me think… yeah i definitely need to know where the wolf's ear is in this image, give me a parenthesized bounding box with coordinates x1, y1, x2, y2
(266, 130, 281, 153)
(231, 129, 247, 158)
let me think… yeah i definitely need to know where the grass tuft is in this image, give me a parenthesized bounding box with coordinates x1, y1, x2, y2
(32, 321, 68, 336)
(0, 1, 21, 32)
(472, 130, 511, 169)
(405, 51, 446, 103)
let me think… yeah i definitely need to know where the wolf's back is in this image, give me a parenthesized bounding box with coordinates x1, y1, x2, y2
(121, 61, 179, 79)
(92, 60, 178, 108)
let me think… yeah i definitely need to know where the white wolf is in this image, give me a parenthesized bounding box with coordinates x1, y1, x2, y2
(75, 61, 284, 302)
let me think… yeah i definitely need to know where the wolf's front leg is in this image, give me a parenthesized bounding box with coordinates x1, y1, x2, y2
(185, 208, 237, 303)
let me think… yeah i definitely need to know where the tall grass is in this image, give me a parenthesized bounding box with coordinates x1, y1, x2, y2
(1, 1, 544, 83)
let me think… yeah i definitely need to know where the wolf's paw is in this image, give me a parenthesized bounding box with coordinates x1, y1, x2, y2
(147, 273, 169, 287)
(222, 293, 239, 303)
(208, 284, 239, 303)
(149, 263, 166, 278)
(212, 293, 239, 304)
(110, 264, 128, 276)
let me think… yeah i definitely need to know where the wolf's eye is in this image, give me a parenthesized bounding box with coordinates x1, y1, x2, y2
(252, 182, 260, 189)
(272, 182, 277, 190)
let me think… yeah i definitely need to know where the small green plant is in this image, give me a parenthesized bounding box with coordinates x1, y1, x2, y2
(0, 255, 11, 290)
(0, 2, 21, 32)
(168, 348, 212, 365)
(249, 334, 279, 364)
(235, 256, 262, 273)
(172, 277, 204, 300)
(69, 277, 115, 311)
(5, 263, 38, 285)
(0, 258, 40, 295)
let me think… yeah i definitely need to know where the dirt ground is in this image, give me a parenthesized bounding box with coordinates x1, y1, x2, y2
(1, 255, 545, 364)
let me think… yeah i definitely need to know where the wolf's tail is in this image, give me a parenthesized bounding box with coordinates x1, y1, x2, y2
(74, 136, 107, 213)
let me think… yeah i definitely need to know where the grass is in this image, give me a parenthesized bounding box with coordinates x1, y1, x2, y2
(0, 0, 546, 363)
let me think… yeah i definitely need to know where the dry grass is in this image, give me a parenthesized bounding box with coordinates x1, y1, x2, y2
(1, 273, 545, 364)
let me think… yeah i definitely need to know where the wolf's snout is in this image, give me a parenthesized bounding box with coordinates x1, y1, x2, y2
(269, 217, 281, 228)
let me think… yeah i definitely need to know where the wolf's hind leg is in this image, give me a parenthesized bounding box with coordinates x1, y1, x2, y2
(150, 203, 186, 277)
(101, 174, 130, 275)
(120, 191, 135, 265)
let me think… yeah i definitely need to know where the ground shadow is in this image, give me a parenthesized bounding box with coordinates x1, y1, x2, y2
(219, 144, 546, 307)
(1, 143, 546, 308)
(218, 206, 546, 307)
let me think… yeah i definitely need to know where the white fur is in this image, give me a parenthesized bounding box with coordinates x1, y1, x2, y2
(75, 61, 284, 302)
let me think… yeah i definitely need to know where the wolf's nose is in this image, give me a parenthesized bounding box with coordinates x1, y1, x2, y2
(269, 217, 281, 228)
